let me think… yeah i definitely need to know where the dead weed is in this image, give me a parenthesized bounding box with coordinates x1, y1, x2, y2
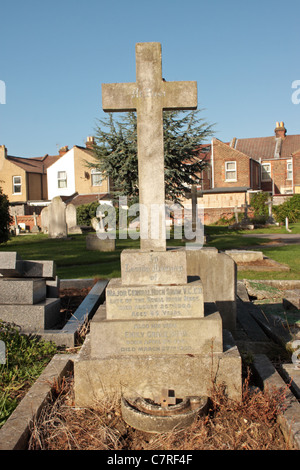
(28, 373, 295, 451)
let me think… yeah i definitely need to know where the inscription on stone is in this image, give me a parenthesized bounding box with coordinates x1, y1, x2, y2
(106, 278, 204, 319)
(90, 313, 223, 357)
(121, 249, 187, 285)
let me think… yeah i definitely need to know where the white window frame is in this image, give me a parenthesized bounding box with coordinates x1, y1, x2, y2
(287, 161, 293, 180)
(261, 163, 271, 181)
(225, 161, 237, 182)
(12, 176, 22, 194)
(57, 171, 67, 188)
(91, 168, 102, 187)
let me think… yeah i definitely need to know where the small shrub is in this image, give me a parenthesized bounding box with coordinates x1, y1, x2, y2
(250, 192, 269, 219)
(273, 194, 300, 223)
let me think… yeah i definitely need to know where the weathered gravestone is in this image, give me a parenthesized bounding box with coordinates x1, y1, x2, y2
(47, 196, 67, 238)
(74, 43, 241, 429)
(66, 203, 82, 234)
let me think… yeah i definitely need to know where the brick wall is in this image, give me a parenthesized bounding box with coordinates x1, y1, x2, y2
(212, 139, 250, 188)
(261, 158, 293, 194)
(11, 215, 42, 231)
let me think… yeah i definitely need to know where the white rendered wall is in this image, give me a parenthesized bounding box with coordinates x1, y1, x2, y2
(47, 148, 76, 200)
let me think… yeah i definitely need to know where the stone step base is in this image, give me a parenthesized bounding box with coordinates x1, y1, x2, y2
(74, 330, 241, 407)
(0, 298, 61, 331)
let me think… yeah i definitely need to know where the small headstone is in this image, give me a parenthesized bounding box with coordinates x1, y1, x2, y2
(41, 206, 49, 233)
(48, 196, 67, 238)
(30, 212, 40, 233)
(66, 203, 82, 234)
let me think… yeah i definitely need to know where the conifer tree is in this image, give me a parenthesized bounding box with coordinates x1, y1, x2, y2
(91, 110, 214, 204)
(0, 187, 12, 243)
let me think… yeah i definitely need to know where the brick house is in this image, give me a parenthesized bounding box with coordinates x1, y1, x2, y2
(0, 144, 61, 216)
(188, 122, 300, 223)
(0, 137, 112, 231)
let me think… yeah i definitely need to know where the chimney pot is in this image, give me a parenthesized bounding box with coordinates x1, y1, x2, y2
(86, 136, 95, 149)
(275, 121, 286, 138)
(59, 146, 69, 156)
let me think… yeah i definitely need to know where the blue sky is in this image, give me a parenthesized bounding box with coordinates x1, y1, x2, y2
(1, 0, 300, 157)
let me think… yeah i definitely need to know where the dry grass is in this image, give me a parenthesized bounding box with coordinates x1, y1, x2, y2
(28, 372, 296, 451)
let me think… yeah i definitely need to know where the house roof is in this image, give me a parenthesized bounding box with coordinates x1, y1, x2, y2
(66, 193, 113, 206)
(234, 134, 300, 161)
(7, 154, 61, 173)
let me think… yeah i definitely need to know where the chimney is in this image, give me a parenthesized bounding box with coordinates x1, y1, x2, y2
(0, 145, 7, 159)
(59, 145, 69, 156)
(86, 136, 95, 149)
(274, 121, 287, 138)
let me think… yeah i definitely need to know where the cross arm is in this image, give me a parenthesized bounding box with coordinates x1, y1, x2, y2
(102, 82, 137, 112)
(162, 81, 197, 111)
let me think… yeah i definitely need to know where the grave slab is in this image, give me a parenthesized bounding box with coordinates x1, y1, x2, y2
(86, 233, 115, 251)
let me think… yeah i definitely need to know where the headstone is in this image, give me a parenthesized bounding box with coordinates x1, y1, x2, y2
(74, 43, 241, 419)
(13, 215, 20, 235)
(234, 206, 240, 224)
(48, 196, 67, 238)
(41, 206, 49, 233)
(265, 197, 276, 225)
(66, 203, 82, 234)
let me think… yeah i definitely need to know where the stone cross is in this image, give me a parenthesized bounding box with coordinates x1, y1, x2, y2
(241, 200, 250, 220)
(185, 184, 203, 231)
(102, 42, 197, 251)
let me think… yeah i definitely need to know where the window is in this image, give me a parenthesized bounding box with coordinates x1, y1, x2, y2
(287, 161, 293, 180)
(91, 168, 102, 186)
(225, 161, 237, 181)
(261, 163, 271, 181)
(13, 176, 22, 194)
(57, 171, 67, 188)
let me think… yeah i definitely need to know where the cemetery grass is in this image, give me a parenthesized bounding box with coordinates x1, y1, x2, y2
(1, 227, 300, 280)
(205, 225, 300, 281)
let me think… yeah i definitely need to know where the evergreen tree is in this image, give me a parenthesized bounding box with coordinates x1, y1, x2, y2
(0, 187, 12, 243)
(90, 110, 214, 204)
